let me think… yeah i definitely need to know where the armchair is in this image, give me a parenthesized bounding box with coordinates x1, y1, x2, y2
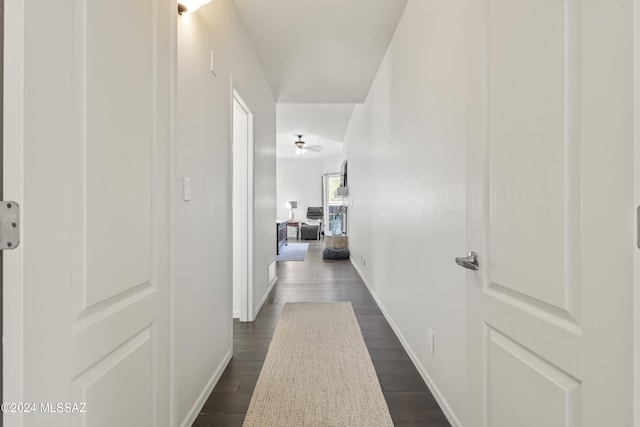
(300, 207, 324, 240)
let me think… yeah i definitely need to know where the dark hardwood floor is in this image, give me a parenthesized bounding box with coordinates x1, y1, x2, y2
(193, 239, 451, 427)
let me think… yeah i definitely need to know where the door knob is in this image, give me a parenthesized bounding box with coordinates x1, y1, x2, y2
(455, 251, 479, 270)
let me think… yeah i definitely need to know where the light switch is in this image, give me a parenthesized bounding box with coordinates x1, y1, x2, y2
(183, 177, 192, 201)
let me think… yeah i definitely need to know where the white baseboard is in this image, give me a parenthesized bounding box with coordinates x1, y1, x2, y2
(254, 274, 278, 318)
(269, 274, 279, 289)
(233, 310, 240, 319)
(349, 258, 463, 427)
(179, 349, 233, 427)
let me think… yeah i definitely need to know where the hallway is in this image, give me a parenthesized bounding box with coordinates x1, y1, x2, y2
(5, 0, 637, 425)
(193, 239, 451, 426)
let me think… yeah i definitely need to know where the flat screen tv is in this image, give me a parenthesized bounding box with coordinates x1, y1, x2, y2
(340, 160, 348, 187)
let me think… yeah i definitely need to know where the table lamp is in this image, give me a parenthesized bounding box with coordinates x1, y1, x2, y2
(287, 201, 297, 220)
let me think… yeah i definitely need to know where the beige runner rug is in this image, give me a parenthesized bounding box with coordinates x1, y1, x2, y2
(243, 302, 394, 427)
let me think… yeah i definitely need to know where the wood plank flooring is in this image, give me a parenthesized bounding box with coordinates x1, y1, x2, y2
(192, 239, 451, 427)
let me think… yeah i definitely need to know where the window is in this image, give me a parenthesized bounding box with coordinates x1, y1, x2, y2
(327, 174, 342, 205)
(323, 173, 347, 235)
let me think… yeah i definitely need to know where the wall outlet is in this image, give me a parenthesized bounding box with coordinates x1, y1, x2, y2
(427, 329, 435, 355)
(183, 177, 192, 201)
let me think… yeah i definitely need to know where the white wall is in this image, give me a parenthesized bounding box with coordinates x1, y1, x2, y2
(343, 0, 466, 424)
(323, 154, 345, 174)
(175, 1, 276, 425)
(276, 159, 324, 234)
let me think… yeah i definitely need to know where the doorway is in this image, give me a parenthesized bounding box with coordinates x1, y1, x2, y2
(232, 89, 255, 322)
(322, 173, 346, 236)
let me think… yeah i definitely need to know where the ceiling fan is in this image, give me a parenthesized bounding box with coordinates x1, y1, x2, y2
(294, 135, 323, 155)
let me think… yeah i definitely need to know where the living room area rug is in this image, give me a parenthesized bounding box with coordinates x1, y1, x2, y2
(276, 242, 309, 261)
(242, 302, 394, 427)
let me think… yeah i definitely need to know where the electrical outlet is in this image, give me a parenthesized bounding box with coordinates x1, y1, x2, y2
(427, 329, 435, 355)
(183, 177, 192, 201)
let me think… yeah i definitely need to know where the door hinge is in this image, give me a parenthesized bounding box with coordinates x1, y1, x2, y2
(0, 201, 20, 250)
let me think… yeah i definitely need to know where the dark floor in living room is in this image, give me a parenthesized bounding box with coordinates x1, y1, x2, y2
(192, 239, 451, 427)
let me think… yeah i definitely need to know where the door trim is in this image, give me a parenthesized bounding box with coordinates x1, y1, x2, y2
(169, 2, 178, 425)
(3, 0, 25, 424)
(231, 83, 255, 322)
(634, 0, 640, 423)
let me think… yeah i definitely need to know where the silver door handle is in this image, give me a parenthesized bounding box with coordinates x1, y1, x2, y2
(455, 251, 479, 270)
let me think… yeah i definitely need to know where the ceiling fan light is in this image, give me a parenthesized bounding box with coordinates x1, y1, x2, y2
(294, 135, 307, 155)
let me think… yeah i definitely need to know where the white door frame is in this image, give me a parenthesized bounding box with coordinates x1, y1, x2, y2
(634, 0, 640, 423)
(3, 1, 25, 422)
(231, 85, 255, 322)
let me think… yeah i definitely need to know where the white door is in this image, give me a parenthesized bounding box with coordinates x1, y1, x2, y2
(4, 1, 172, 426)
(465, 1, 633, 426)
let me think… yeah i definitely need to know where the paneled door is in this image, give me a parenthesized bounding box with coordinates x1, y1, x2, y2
(4, 0, 173, 426)
(465, 1, 633, 426)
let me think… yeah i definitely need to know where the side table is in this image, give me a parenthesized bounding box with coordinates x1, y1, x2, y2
(325, 234, 348, 249)
(287, 220, 300, 240)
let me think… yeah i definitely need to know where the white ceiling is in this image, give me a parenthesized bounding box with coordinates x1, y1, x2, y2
(233, 0, 407, 158)
(276, 104, 356, 159)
